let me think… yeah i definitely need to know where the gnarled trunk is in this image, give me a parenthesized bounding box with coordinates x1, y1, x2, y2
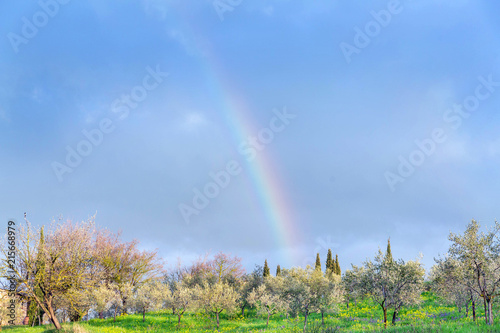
(488, 299, 494, 325)
(47, 301, 61, 329)
(303, 312, 309, 333)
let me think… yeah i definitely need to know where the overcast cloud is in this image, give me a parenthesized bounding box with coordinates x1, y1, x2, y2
(1, 0, 500, 273)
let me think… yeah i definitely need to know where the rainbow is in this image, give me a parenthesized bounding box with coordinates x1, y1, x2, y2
(5, 1, 305, 267)
(173, 16, 303, 267)
(206, 65, 302, 268)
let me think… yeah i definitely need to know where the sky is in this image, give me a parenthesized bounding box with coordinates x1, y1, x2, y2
(1, 0, 500, 274)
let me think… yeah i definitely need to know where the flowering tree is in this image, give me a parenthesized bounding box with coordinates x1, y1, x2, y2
(237, 265, 264, 316)
(0, 218, 100, 329)
(89, 285, 120, 319)
(193, 281, 238, 329)
(247, 283, 288, 326)
(110, 282, 132, 321)
(131, 280, 168, 322)
(279, 267, 343, 332)
(163, 282, 194, 326)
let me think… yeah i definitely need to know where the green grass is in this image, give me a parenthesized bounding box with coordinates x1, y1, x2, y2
(4, 293, 500, 332)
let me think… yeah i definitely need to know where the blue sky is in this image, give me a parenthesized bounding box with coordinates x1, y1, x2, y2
(1, 0, 500, 273)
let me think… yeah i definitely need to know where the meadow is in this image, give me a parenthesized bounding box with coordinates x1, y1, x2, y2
(4, 292, 500, 333)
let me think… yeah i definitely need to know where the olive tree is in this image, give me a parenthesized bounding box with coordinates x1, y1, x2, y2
(430, 256, 478, 320)
(163, 282, 194, 326)
(247, 283, 288, 327)
(342, 265, 364, 309)
(357, 248, 424, 328)
(237, 265, 263, 316)
(280, 267, 343, 332)
(193, 281, 239, 330)
(447, 220, 500, 325)
(131, 280, 169, 322)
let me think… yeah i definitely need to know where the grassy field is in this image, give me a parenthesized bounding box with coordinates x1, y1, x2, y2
(3, 293, 500, 332)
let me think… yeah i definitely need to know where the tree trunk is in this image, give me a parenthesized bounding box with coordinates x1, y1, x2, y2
(392, 309, 398, 325)
(216, 311, 220, 329)
(142, 308, 145, 322)
(488, 299, 494, 325)
(303, 312, 308, 333)
(241, 305, 245, 317)
(114, 307, 117, 322)
(483, 296, 488, 324)
(178, 314, 181, 325)
(465, 301, 469, 317)
(99, 311, 103, 319)
(46, 301, 62, 329)
(472, 300, 476, 322)
(122, 297, 128, 315)
(383, 307, 387, 329)
(321, 311, 325, 326)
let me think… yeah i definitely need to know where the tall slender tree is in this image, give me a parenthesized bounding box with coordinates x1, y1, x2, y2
(335, 254, 341, 276)
(315, 253, 321, 271)
(386, 238, 393, 262)
(28, 227, 45, 326)
(276, 265, 281, 277)
(326, 249, 333, 274)
(263, 260, 270, 278)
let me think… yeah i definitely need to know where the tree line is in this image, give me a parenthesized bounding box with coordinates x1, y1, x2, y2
(0, 217, 499, 331)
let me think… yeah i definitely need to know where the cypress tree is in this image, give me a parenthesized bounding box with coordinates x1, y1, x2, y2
(326, 249, 333, 274)
(386, 238, 393, 263)
(276, 265, 281, 276)
(29, 227, 46, 326)
(335, 254, 341, 276)
(315, 253, 321, 271)
(263, 260, 270, 278)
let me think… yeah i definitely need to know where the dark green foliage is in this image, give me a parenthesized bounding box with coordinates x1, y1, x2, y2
(326, 249, 334, 274)
(386, 238, 393, 263)
(27, 300, 43, 326)
(335, 254, 341, 276)
(263, 260, 270, 278)
(315, 253, 321, 271)
(276, 265, 281, 276)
